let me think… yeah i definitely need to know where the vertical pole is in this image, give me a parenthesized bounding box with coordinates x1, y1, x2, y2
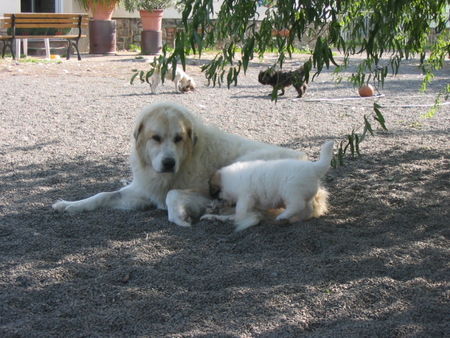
(23, 39, 28, 57)
(44, 38, 50, 59)
(15, 39, 21, 60)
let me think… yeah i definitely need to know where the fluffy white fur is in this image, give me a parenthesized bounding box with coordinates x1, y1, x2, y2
(150, 66, 196, 94)
(166, 189, 211, 227)
(201, 141, 334, 231)
(53, 102, 328, 228)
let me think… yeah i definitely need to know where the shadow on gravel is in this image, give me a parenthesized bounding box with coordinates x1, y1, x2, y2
(0, 139, 448, 335)
(279, 127, 450, 150)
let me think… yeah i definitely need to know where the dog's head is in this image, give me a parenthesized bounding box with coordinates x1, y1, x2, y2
(258, 68, 276, 85)
(133, 102, 197, 174)
(209, 171, 222, 199)
(179, 76, 196, 92)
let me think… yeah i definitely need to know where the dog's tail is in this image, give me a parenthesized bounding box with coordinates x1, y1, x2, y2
(313, 140, 334, 178)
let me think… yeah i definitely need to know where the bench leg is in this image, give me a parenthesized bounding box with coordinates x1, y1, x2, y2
(73, 40, 82, 61)
(15, 39, 21, 60)
(22, 39, 28, 57)
(66, 39, 82, 61)
(1, 41, 6, 58)
(2, 40, 15, 59)
(44, 38, 50, 59)
(66, 40, 72, 60)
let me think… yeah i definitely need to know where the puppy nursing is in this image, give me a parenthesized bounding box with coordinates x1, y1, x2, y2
(150, 66, 196, 94)
(202, 141, 334, 232)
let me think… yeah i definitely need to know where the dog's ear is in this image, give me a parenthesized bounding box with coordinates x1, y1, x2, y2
(133, 122, 144, 141)
(209, 171, 222, 198)
(187, 127, 197, 146)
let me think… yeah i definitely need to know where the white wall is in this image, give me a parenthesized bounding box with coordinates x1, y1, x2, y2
(0, 0, 21, 16)
(112, 0, 268, 19)
(1, 0, 268, 20)
(113, 4, 182, 19)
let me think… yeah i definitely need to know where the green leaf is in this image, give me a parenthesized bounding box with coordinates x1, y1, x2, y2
(373, 103, 388, 130)
(364, 115, 374, 136)
(130, 71, 139, 85)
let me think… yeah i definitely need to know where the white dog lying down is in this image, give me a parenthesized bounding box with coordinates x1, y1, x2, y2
(201, 141, 334, 232)
(150, 66, 196, 93)
(53, 102, 329, 228)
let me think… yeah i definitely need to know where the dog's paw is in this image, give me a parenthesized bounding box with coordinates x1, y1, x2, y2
(201, 214, 234, 222)
(52, 200, 71, 212)
(234, 214, 261, 232)
(52, 200, 85, 213)
(168, 211, 192, 227)
(172, 218, 192, 227)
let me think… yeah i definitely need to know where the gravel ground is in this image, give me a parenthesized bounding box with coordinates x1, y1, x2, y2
(0, 52, 449, 337)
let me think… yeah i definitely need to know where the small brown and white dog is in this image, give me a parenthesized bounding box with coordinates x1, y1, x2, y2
(150, 66, 196, 94)
(201, 141, 333, 232)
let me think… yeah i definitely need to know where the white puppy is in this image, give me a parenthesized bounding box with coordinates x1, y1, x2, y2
(150, 66, 196, 94)
(202, 141, 334, 232)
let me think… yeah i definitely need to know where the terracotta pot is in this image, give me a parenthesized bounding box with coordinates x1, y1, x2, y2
(140, 9, 164, 31)
(272, 29, 290, 37)
(89, 20, 116, 54)
(89, 1, 116, 21)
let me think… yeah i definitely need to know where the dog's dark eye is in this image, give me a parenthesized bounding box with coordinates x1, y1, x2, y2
(152, 135, 161, 143)
(174, 135, 183, 143)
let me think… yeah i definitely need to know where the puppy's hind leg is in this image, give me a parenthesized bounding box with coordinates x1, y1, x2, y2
(276, 199, 306, 223)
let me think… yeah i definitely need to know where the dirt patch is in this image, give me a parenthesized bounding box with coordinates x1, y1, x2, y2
(0, 53, 449, 336)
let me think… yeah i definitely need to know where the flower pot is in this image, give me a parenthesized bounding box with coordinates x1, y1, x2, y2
(272, 29, 290, 37)
(140, 9, 164, 31)
(89, 1, 116, 20)
(139, 9, 164, 55)
(89, 19, 116, 54)
(141, 30, 162, 55)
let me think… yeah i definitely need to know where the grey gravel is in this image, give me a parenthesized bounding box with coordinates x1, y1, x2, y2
(0, 53, 449, 337)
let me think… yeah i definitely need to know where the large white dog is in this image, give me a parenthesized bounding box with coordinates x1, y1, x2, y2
(202, 141, 333, 231)
(53, 102, 328, 227)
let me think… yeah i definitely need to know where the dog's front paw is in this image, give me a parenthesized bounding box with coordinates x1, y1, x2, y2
(52, 200, 85, 213)
(52, 200, 71, 212)
(234, 213, 261, 232)
(172, 217, 192, 227)
(168, 210, 192, 227)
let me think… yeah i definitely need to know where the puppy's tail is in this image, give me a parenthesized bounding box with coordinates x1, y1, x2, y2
(314, 140, 334, 178)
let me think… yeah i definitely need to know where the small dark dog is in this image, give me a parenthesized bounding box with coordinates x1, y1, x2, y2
(258, 66, 308, 98)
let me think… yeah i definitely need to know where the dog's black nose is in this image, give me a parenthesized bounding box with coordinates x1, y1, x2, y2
(162, 157, 176, 172)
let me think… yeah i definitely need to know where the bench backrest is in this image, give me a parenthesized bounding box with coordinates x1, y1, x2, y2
(1, 13, 88, 32)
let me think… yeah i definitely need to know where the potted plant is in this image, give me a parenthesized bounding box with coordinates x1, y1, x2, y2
(77, 0, 119, 20)
(77, 0, 120, 54)
(122, 0, 174, 54)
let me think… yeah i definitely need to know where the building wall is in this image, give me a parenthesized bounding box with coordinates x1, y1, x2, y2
(0, 0, 21, 16)
(115, 18, 180, 51)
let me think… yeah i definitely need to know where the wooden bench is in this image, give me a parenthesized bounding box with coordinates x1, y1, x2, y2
(0, 13, 88, 60)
